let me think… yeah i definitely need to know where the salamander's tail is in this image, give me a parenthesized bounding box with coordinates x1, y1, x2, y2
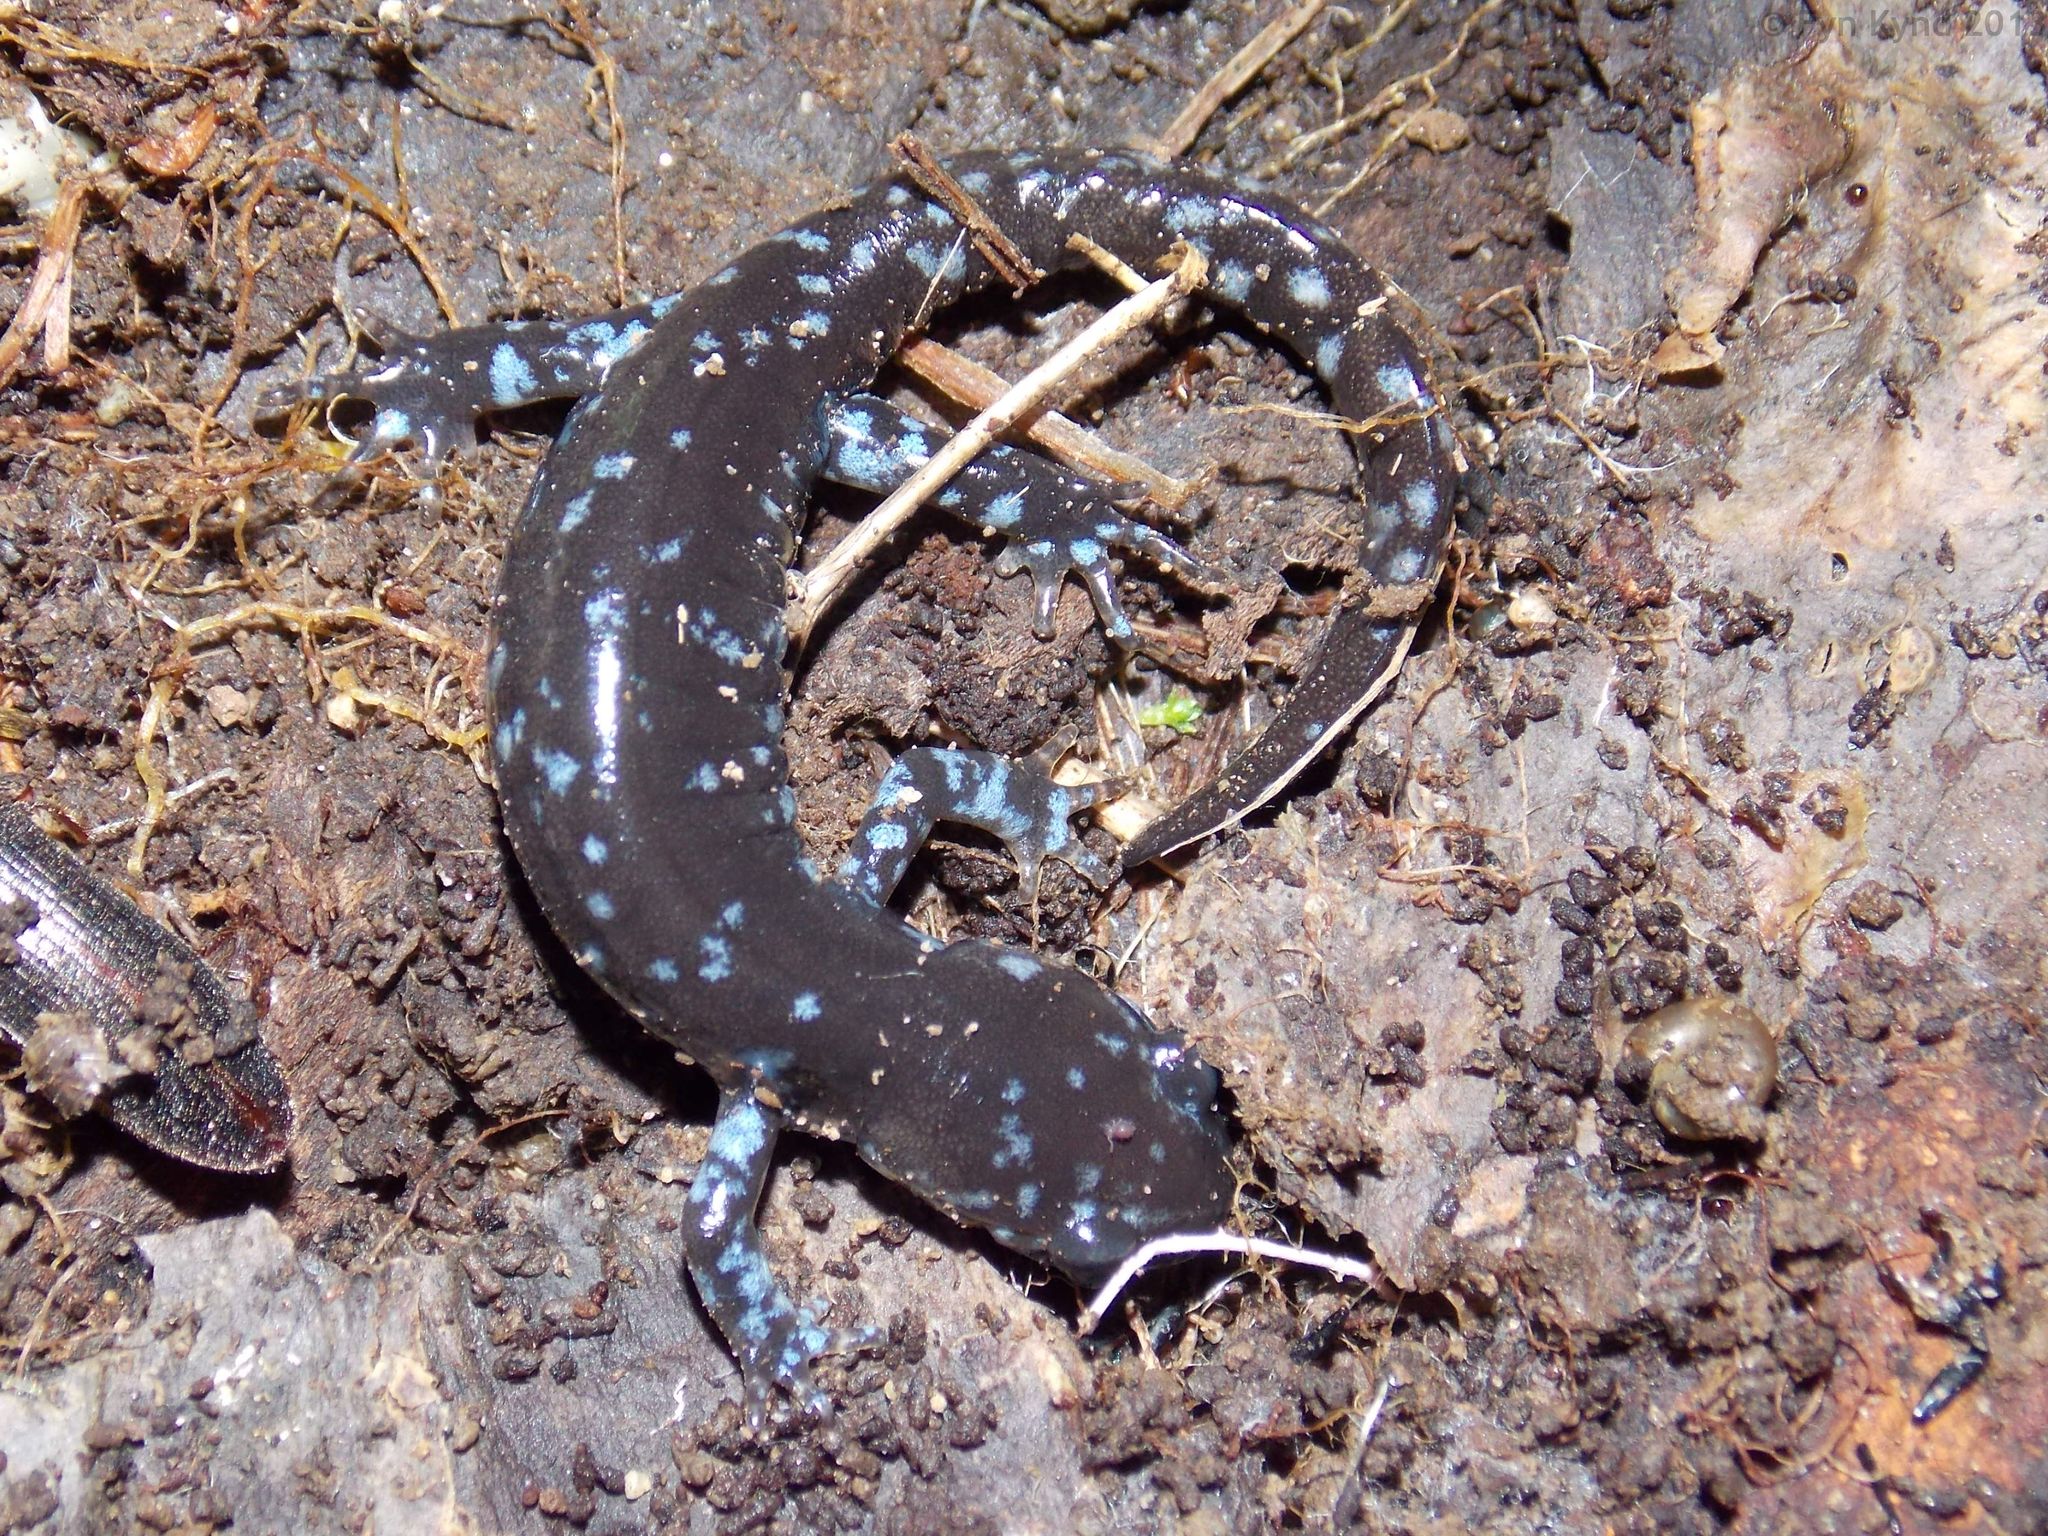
(1121, 611, 1416, 869)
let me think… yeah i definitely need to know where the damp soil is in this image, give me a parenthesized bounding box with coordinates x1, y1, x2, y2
(1, 1, 2046, 1533)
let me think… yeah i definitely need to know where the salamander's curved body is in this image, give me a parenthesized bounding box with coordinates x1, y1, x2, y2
(277, 149, 1454, 1411)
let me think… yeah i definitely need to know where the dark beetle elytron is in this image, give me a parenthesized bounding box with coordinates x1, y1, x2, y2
(0, 800, 291, 1172)
(277, 149, 1455, 1409)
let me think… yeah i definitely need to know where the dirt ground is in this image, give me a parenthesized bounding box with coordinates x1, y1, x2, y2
(2, 0, 2046, 1531)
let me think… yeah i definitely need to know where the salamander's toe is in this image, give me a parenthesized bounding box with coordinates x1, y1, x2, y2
(989, 496, 1232, 646)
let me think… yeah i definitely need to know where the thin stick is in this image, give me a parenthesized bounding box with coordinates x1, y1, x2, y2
(892, 134, 1041, 290)
(0, 177, 92, 389)
(1076, 1228, 1380, 1334)
(895, 338, 1196, 511)
(786, 244, 1208, 645)
(1151, 0, 1330, 158)
(87, 766, 235, 843)
(138, 597, 475, 659)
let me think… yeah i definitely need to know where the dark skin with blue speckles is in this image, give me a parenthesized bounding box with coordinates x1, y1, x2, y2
(271, 149, 1455, 1415)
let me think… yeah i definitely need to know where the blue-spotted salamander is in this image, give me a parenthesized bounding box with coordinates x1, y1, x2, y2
(271, 149, 1455, 1413)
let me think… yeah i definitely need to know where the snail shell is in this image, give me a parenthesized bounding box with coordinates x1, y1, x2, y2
(1622, 998, 1777, 1142)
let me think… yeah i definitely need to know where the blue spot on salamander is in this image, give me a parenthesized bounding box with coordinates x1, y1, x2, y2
(905, 240, 967, 281)
(1403, 477, 1440, 525)
(707, 1099, 766, 1162)
(1287, 267, 1332, 308)
(533, 746, 581, 795)
(698, 934, 732, 983)
(992, 1114, 1033, 1170)
(1376, 360, 1421, 402)
(995, 952, 1042, 981)
(490, 343, 538, 404)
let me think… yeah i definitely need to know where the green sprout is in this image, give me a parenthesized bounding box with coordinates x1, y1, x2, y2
(1138, 688, 1204, 736)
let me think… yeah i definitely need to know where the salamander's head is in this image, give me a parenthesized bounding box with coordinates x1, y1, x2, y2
(1029, 988, 1237, 1281)
(861, 942, 1236, 1284)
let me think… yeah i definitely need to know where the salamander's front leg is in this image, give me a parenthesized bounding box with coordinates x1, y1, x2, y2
(261, 299, 675, 469)
(683, 1087, 848, 1424)
(837, 745, 1116, 905)
(821, 393, 1223, 643)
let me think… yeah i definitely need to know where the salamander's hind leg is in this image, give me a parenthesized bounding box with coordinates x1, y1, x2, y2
(821, 392, 1223, 643)
(837, 743, 1116, 905)
(684, 1087, 867, 1425)
(260, 299, 676, 471)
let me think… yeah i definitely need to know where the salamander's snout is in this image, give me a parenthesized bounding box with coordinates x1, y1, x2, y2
(1027, 992, 1236, 1282)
